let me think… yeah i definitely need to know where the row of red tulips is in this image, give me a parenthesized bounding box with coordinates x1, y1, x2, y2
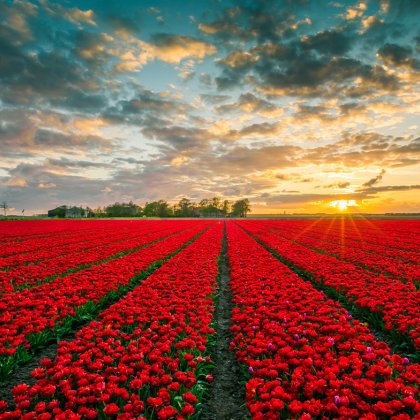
(237, 221, 420, 351)
(0, 222, 165, 270)
(0, 222, 223, 419)
(0, 220, 108, 244)
(226, 222, 420, 419)
(0, 221, 128, 257)
(0, 222, 210, 373)
(254, 220, 419, 281)
(0, 221, 197, 294)
(266, 219, 419, 256)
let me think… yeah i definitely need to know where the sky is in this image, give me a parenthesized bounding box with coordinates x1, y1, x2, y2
(0, 0, 419, 215)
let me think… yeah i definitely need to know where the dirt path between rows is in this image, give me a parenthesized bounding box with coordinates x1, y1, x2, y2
(201, 223, 248, 420)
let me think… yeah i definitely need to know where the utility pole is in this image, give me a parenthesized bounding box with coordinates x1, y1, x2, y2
(1, 201, 8, 217)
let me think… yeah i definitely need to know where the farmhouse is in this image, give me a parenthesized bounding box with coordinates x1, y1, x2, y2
(47, 205, 87, 218)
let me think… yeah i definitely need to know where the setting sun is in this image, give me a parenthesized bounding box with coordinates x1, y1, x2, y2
(329, 199, 359, 212)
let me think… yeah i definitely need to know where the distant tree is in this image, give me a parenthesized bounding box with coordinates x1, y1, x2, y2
(222, 200, 231, 216)
(105, 201, 141, 217)
(211, 197, 222, 217)
(175, 198, 194, 217)
(198, 198, 211, 216)
(92, 206, 106, 217)
(85, 207, 95, 218)
(231, 199, 251, 217)
(198, 197, 224, 217)
(143, 200, 173, 218)
(1, 201, 8, 216)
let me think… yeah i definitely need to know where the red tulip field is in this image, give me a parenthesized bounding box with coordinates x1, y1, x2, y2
(0, 219, 419, 419)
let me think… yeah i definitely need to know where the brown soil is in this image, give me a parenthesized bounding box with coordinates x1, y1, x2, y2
(201, 224, 249, 420)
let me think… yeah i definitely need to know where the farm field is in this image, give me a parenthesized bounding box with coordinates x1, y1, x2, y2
(0, 219, 419, 419)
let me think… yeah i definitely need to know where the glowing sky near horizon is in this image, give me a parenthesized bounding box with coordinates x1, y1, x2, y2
(0, 0, 419, 214)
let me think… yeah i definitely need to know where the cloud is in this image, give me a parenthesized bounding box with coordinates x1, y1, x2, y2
(216, 42, 400, 97)
(303, 134, 419, 168)
(301, 29, 353, 56)
(259, 192, 360, 205)
(203, 145, 302, 174)
(150, 34, 217, 63)
(2, 178, 27, 187)
(362, 169, 386, 187)
(0, 0, 418, 214)
(0, 31, 102, 108)
(40, 1, 96, 27)
(0, 1, 38, 43)
(323, 182, 351, 189)
(34, 128, 113, 152)
(200, 94, 230, 104)
(377, 43, 420, 70)
(38, 182, 56, 189)
(358, 184, 420, 194)
(199, 73, 213, 87)
(117, 87, 189, 116)
(198, 6, 247, 39)
(198, 2, 309, 43)
(219, 50, 260, 69)
(344, 6, 365, 20)
(201, 1, 416, 100)
(142, 125, 212, 152)
(0, 109, 115, 159)
(0, 162, 113, 210)
(111, 33, 217, 73)
(361, 16, 383, 30)
(215, 93, 283, 117)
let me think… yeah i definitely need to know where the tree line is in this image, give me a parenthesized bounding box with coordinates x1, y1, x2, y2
(88, 197, 251, 218)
